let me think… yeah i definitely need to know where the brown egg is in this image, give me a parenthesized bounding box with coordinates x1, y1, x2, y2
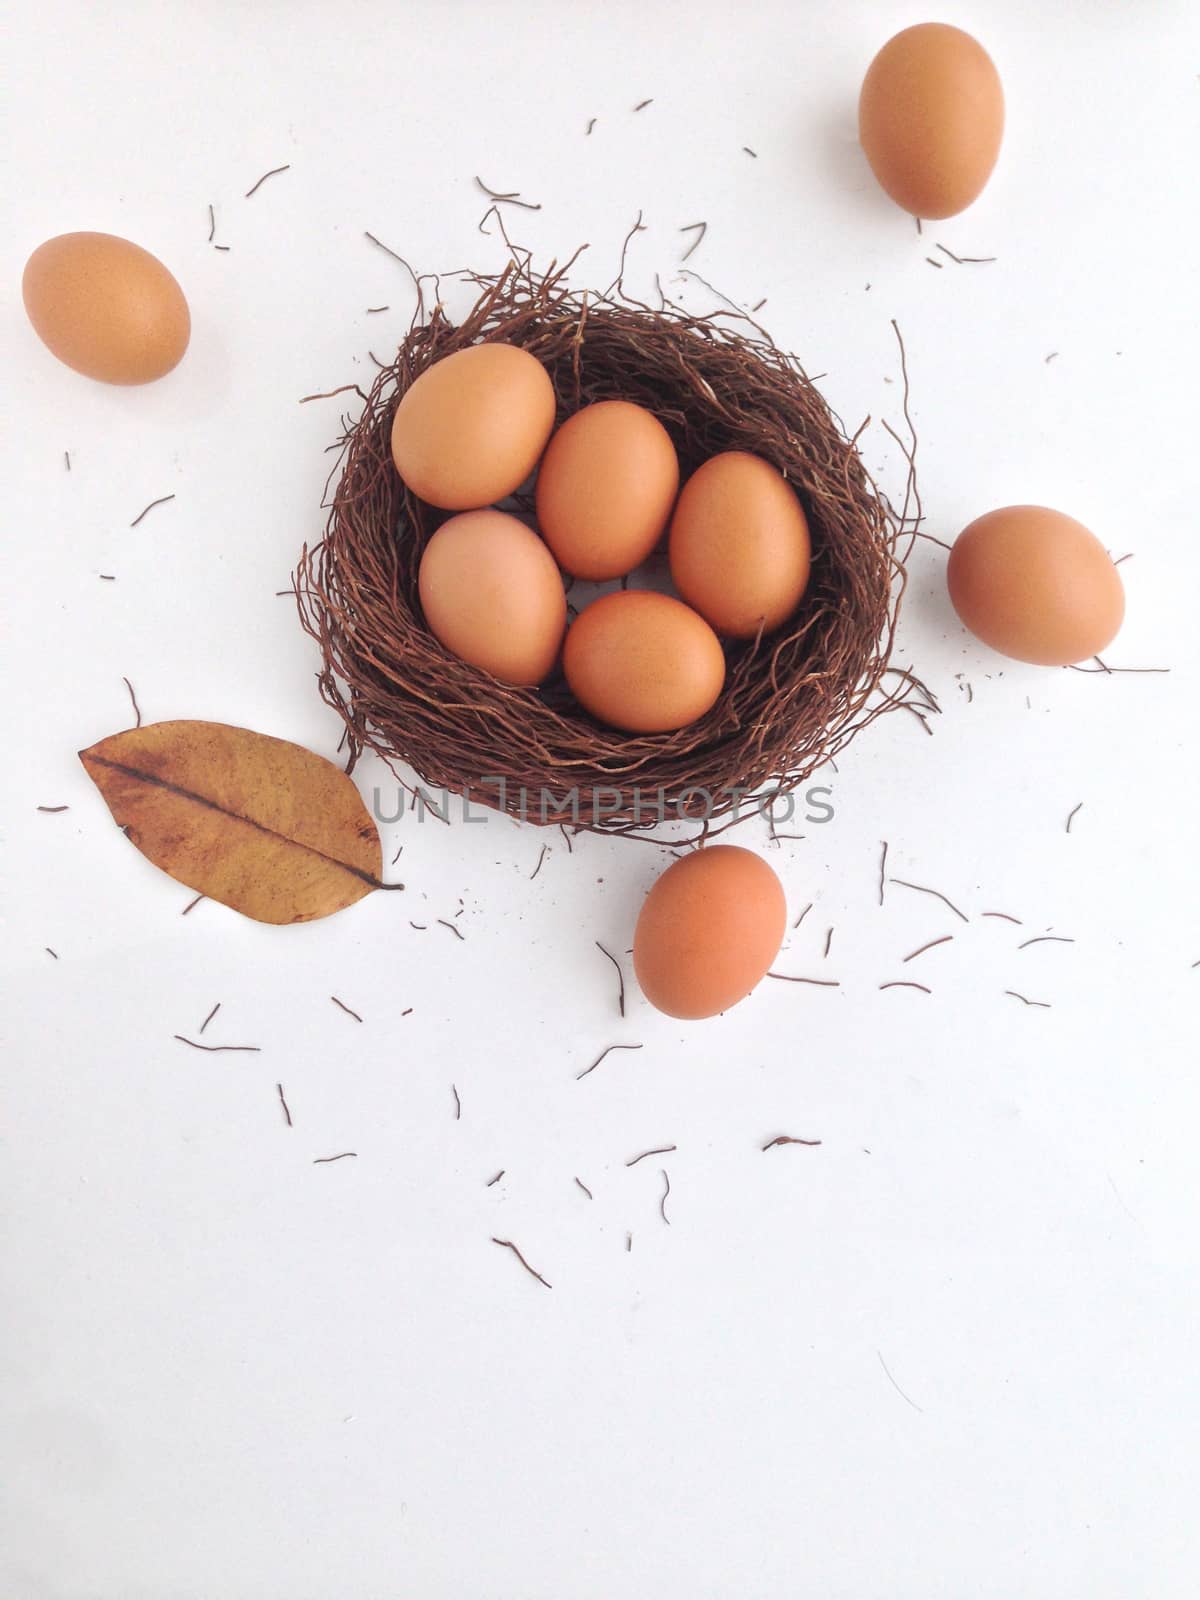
(22, 232, 190, 385)
(669, 452, 812, 638)
(947, 506, 1125, 666)
(859, 23, 1004, 219)
(563, 591, 725, 734)
(391, 342, 556, 510)
(418, 509, 566, 685)
(535, 400, 680, 579)
(634, 846, 786, 1020)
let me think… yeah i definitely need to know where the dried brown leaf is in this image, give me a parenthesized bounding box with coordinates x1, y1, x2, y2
(79, 720, 398, 924)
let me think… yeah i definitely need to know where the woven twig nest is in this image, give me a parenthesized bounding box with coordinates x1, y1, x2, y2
(296, 252, 917, 839)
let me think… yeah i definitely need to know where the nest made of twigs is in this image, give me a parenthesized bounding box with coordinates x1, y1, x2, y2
(295, 246, 921, 840)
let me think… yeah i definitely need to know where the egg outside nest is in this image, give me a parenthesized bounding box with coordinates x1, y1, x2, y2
(294, 248, 923, 842)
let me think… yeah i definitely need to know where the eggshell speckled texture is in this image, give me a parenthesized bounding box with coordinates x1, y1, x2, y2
(391, 343, 557, 510)
(947, 505, 1125, 667)
(859, 23, 1004, 219)
(669, 452, 811, 638)
(22, 232, 190, 385)
(418, 509, 566, 685)
(563, 590, 725, 734)
(634, 846, 787, 1020)
(535, 400, 680, 580)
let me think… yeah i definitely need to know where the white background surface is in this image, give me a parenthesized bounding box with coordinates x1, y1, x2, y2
(3, 3, 1199, 1597)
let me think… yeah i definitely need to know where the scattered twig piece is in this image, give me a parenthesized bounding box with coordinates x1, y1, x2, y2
(330, 995, 363, 1022)
(574, 1177, 593, 1199)
(793, 902, 813, 930)
(879, 981, 932, 994)
(626, 1144, 676, 1167)
(743, 146, 757, 157)
(486, 1170, 504, 1186)
(823, 927, 834, 959)
(129, 494, 174, 529)
(902, 934, 954, 963)
(276, 1083, 293, 1126)
(766, 973, 840, 986)
(762, 1135, 822, 1150)
(199, 1002, 221, 1035)
(474, 175, 541, 210)
(452, 1083, 462, 1121)
(1066, 802, 1083, 834)
(680, 220, 707, 261)
(45, 947, 59, 959)
(626, 1232, 633, 1252)
(1005, 990, 1052, 1009)
(934, 242, 996, 265)
(207, 204, 216, 243)
(37, 805, 70, 813)
(925, 256, 944, 269)
(180, 893, 204, 916)
(121, 676, 143, 728)
(438, 918, 465, 940)
(889, 877, 969, 923)
(585, 117, 597, 135)
(64, 450, 71, 471)
(1045, 352, 1059, 363)
(577, 1042, 643, 1080)
(99, 574, 116, 581)
(492, 1237, 551, 1289)
(595, 941, 625, 1017)
(529, 843, 549, 880)
(313, 1151, 357, 1164)
(299, 382, 368, 406)
(878, 841, 888, 906)
(982, 911, 1023, 924)
(245, 163, 290, 198)
(174, 1035, 260, 1052)
(633, 98, 653, 111)
(366, 305, 389, 314)
(659, 1170, 671, 1225)
(1018, 935, 1075, 949)
(878, 1351, 924, 1413)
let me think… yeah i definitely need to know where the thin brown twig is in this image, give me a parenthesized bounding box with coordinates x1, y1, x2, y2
(199, 1002, 220, 1035)
(174, 1035, 260, 1052)
(1018, 935, 1074, 949)
(659, 1170, 671, 1224)
(793, 902, 813, 929)
(313, 1151, 357, 1164)
(487, 1170, 504, 1186)
(181, 894, 204, 916)
(577, 1042, 643, 1079)
(529, 843, 549, 880)
(766, 973, 840, 986)
(438, 918, 465, 940)
(1066, 803, 1083, 833)
(245, 164, 290, 198)
(452, 1083, 462, 1120)
(37, 805, 70, 813)
(680, 221, 707, 261)
(633, 98, 653, 111)
(276, 1083, 293, 1126)
(595, 942, 626, 1017)
(45, 947, 59, 959)
(934, 243, 997, 265)
(879, 981, 931, 994)
(492, 1237, 552, 1288)
(330, 995, 363, 1022)
(1005, 990, 1052, 1009)
(902, 934, 954, 963)
(122, 676, 143, 728)
(129, 494, 174, 528)
(574, 1177, 593, 1199)
(889, 878, 968, 923)
(475, 176, 541, 210)
(878, 841, 888, 906)
(981, 911, 1023, 924)
(626, 1144, 676, 1167)
(762, 1135, 822, 1149)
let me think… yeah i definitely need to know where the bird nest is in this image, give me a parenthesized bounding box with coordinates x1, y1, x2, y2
(295, 248, 923, 840)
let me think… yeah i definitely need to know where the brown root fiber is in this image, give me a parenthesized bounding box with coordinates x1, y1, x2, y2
(295, 254, 918, 839)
